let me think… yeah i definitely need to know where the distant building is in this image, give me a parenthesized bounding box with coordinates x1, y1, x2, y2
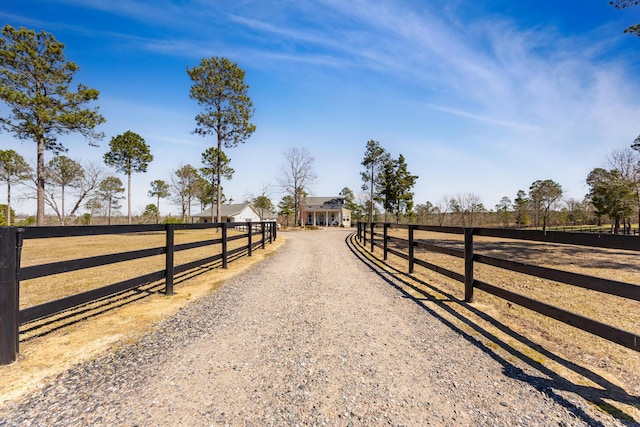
(300, 196, 351, 227)
(191, 203, 262, 223)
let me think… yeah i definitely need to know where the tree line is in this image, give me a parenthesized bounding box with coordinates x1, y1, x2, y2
(0, 25, 255, 226)
(3, 3, 640, 229)
(335, 137, 640, 235)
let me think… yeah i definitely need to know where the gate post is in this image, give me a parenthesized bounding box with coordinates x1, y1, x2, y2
(464, 228, 475, 302)
(0, 227, 18, 365)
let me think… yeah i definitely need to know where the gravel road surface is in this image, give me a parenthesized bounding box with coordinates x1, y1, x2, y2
(0, 228, 626, 426)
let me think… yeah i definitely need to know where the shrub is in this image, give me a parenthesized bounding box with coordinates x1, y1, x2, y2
(163, 215, 183, 224)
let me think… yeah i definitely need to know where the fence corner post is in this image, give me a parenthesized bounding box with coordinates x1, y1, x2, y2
(222, 222, 228, 269)
(0, 227, 19, 365)
(408, 225, 414, 273)
(165, 224, 175, 295)
(464, 227, 474, 303)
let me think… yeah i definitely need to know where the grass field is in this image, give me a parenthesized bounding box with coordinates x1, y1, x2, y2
(19, 228, 259, 308)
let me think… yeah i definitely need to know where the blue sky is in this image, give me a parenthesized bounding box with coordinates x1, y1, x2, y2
(2, 0, 640, 217)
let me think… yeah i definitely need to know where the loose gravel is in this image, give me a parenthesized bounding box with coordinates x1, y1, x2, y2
(0, 228, 627, 426)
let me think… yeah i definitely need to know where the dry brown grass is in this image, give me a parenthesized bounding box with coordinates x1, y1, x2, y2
(363, 229, 640, 421)
(19, 228, 257, 307)
(0, 229, 284, 404)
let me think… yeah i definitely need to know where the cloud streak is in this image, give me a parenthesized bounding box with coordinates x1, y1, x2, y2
(220, 0, 639, 142)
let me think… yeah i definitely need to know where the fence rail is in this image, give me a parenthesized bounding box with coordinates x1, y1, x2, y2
(356, 222, 640, 353)
(0, 221, 276, 365)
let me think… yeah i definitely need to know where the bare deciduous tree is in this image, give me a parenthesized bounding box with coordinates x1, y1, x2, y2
(41, 160, 104, 225)
(277, 147, 316, 226)
(247, 184, 274, 220)
(170, 164, 200, 223)
(449, 193, 485, 227)
(607, 147, 640, 225)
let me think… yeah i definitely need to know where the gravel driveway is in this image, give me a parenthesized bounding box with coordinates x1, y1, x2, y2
(0, 228, 625, 426)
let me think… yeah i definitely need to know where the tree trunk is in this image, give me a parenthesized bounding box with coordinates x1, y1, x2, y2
(61, 184, 66, 225)
(369, 166, 374, 223)
(107, 197, 112, 225)
(127, 171, 132, 225)
(215, 139, 222, 224)
(156, 195, 160, 224)
(37, 138, 45, 226)
(6, 180, 10, 226)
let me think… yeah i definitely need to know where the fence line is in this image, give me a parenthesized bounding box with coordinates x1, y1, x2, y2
(0, 221, 276, 365)
(356, 222, 640, 353)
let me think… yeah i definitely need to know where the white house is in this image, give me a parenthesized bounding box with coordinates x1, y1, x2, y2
(191, 203, 262, 223)
(300, 196, 351, 227)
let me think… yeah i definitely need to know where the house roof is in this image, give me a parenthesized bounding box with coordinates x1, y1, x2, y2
(192, 203, 257, 218)
(303, 196, 345, 206)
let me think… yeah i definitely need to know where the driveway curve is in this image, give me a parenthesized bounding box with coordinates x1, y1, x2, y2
(0, 228, 617, 426)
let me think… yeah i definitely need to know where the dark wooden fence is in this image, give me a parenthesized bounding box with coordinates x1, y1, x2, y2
(0, 221, 276, 365)
(527, 225, 639, 235)
(357, 222, 640, 352)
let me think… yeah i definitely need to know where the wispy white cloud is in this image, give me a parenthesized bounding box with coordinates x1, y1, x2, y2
(223, 0, 634, 134)
(425, 104, 540, 131)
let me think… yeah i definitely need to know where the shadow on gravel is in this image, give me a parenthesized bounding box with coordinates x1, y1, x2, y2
(19, 251, 247, 342)
(346, 233, 639, 426)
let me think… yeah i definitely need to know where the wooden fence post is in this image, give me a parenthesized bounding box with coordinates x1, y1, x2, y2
(464, 228, 474, 302)
(408, 225, 414, 274)
(261, 222, 266, 249)
(222, 222, 228, 269)
(0, 227, 18, 365)
(247, 221, 253, 257)
(383, 223, 389, 261)
(370, 223, 375, 252)
(272, 222, 277, 241)
(362, 223, 367, 246)
(15, 229, 23, 353)
(165, 224, 175, 295)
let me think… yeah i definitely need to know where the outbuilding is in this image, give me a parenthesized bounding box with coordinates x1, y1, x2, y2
(192, 203, 262, 223)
